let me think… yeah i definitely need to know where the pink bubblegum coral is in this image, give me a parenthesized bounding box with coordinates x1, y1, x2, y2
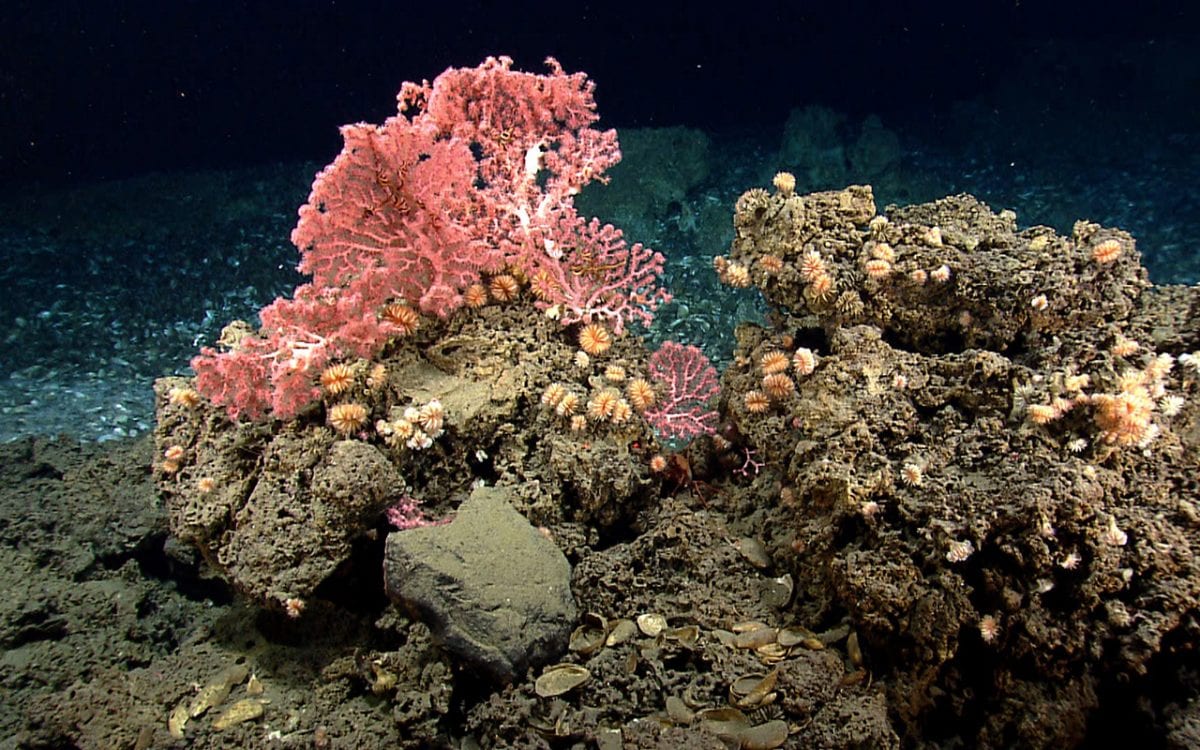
(193, 56, 670, 421)
(291, 114, 495, 318)
(642, 342, 721, 440)
(291, 54, 669, 325)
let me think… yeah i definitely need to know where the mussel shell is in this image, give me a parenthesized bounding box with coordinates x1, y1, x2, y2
(777, 626, 816, 648)
(568, 613, 609, 655)
(663, 624, 700, 648)
(739, 719, 789, 749)
(534, 664, 591, 698)
(606, 619, 638, 646)
(733, 627, 777, 649)
(695, 707, 750, 740)
(637, 613, 668, 637)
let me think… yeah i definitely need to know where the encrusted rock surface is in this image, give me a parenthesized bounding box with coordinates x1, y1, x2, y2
(133, 181, 1200, 748)
(714, 182, 1200, 746)
(153, 303, 662, 608)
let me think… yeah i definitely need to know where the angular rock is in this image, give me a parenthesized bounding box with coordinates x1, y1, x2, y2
(384, 486, 577, 683)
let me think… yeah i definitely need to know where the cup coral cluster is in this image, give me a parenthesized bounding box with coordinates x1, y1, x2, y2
(1021, 346, 1192, 454)
(375, 399, 446, 450)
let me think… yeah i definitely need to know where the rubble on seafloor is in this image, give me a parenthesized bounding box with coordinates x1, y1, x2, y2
(143, 183, 1200, 748)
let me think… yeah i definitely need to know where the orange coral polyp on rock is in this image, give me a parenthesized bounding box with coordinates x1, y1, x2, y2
(760, 351, 790, 375)
(772, 171, 796, 196)
(1092, 239, 1123, 265)
(463, 284, 488, 308)
(807, 273, 835, 301)
(380, 303, 420, 336)
(555, 392, 580, 417)
(320, 363, 356, 395)
(799, 250, 826, 281)
(626, 378, 656, 411)
(488, 274, 521, 302)
(762, 373, 795, 400)
(578, 322, 613, 355)
(744, 390, 770, 413)
(1093, 387, 1155, 445)
(863, 258, 892, 279)
(328, 403, 369, 434)
(168, 386, 201, 408)
(724, 263, 752, 288)
(541, 383, 568, 407)
(609, 398, 633, 424)
(792, 348, 817, 376)
(529, 270, 559, 301)
(587, 389, 620, 420)
(758, 255, 784, 275)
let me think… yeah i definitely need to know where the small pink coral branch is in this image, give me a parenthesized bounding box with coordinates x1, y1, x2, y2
(530, 215, 671, 333)
(643, 342, 720, 441)
(386, 495, 440, 530)
(192, 284, 404, 420)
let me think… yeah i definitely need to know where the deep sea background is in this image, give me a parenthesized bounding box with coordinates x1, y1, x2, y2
(0, 0, 1198, 441)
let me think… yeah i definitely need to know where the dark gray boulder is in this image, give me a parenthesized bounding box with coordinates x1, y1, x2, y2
(383, 486, 577, 683)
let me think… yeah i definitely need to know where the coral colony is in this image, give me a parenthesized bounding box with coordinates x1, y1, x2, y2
(191, 56, 679, 423)
(151, 54, 1200, 746)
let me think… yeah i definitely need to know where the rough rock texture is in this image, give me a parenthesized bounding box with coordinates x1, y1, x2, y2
(715, 183, 1200, 747)
(465, 494, 901, 748)
(2, 434, 904, 750)
(384, 486, 577, 683)
(153, 301, 663, 608)
(153, 382, 409, 606)
(21, 186, 1200, 747)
